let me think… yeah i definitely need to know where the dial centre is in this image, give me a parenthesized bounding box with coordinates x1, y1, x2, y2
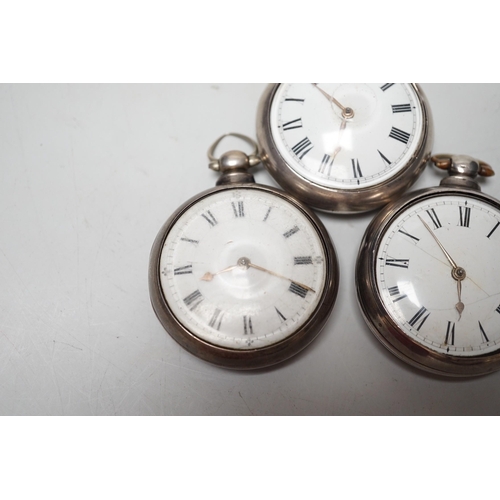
(237, 257, 251, 269)
(452, 266, 466, 281)
(343, 107, 355, 119)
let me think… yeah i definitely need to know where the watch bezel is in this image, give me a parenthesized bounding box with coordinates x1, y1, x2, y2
(256, 83, 434, 214)
(149, 183, 339, 370)
(356, 186, 500, 377)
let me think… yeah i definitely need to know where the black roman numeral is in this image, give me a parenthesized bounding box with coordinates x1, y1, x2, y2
(479, 321, 489, 343)
(389, 127, 411, 145)
(183, 290, 203, 310)
(409, 307, 430, 331)
(388, 285, 407, 303)
(445, 321, 455, 347)
(275, 307, 287, 322)
(201, 210, 217, 227)
(294, 256, 313, 265)
(283, 226, 300, 238)
(352, 158, 362, 180)
(385, 258, 409, 269)
(487, 221, 500, 238)
(282, 118, 303, 131)
(459, 206, 471, 227)
(243, 315, 254, 335)
(232, 200, 244, 218)
(289, 282, 308, 298)
(496, 304, 500, 314)
(180, 237, 199, 245)
(319, 154, 333, 174)
(174, 264, 193, 275)
(209, 308, 223, 330)
(398, 229, 420, 242)
(263, 206, 272, 222)
(381, 83, 395, 91)
(378, 150, 391, 165)
(291, 137, 314, 159)
(392, 104, 412, 113)
(426, 208, 442, 229)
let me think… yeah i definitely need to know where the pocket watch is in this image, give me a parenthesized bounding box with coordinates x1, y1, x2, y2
(356, 154, 500, 377)
(256, 83, 433, 213)
(149, 134, 339, 370)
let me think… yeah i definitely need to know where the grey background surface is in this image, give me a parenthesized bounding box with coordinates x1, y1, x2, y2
(1, 83, 499, 415)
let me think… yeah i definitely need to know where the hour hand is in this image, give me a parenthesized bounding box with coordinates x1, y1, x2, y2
(201, 265, 237, 281)
(202, 257, 251, 282)
(456, 280, 465, 320)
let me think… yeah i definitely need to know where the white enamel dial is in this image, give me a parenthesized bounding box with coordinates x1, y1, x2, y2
(270, 83, 424, 189)
(159, 187, 328, 350)
(376, 193, 500, 356)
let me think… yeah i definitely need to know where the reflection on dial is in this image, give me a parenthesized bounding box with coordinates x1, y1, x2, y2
(270, 83, 424, 189)
(377, 194, 500, 356)
(160, 188, 327, 350)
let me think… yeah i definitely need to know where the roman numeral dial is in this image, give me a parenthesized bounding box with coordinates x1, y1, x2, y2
(157, 186, 331, 359)
(266, 83, 427, 202)
(373, 193, 500, 364)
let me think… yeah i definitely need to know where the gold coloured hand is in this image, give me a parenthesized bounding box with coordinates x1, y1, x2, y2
(201, 257, 316, 293)
(312, 83, 354, 119)
(456, 280, 464, 320)
(418, 216, 458, 269)
(331, 118, 347, 162)
(201, 265, 238, 281)
(418, 215, 466, 319)
(246, 262, 316, 293)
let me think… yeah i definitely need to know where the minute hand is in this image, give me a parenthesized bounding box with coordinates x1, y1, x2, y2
(417, 215, 459, 269)
(248, 263, 316, 293)
(311, 83, 354, 119)
(418, 215, 467, 319)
